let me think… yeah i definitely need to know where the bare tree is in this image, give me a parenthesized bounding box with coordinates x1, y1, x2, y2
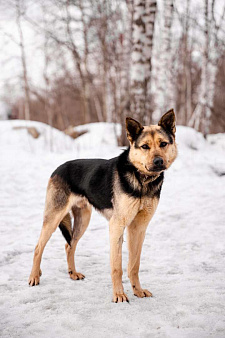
(189, 0, 210, 135)
(174, 0, 192, 126)
(16, 0, 31, 120)
(181, 0, 192, 125)
(187, 0, 224, 136)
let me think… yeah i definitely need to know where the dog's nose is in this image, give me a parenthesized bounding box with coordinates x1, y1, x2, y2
(153, 157, 164, 166)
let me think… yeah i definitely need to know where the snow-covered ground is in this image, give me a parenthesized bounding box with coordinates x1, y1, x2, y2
(0, 120, 225, 338)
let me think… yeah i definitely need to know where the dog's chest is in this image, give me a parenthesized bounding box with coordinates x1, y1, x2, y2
(139, 196, 159, 214)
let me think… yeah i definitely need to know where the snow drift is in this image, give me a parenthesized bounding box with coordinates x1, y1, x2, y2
(0, 120, 225, 338)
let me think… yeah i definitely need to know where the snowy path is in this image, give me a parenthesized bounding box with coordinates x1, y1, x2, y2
(0, 122, 225, 338)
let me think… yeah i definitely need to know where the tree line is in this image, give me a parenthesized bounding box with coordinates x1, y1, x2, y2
(1, 0, 225, 144)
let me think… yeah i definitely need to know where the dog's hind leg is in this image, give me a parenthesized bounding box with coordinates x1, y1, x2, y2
(29, 208, 69, 286)
(65, 204, 92, 281)
(28, 176, 72, 286)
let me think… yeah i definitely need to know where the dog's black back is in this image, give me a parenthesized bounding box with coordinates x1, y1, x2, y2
(51, 149, 164, 212)
(51, 157, 117, 210)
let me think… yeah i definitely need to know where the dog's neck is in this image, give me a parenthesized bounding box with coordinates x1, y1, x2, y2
(137, 172, 160, 185)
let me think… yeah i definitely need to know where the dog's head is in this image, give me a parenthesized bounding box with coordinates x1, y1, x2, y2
(126, 109, 177, 177)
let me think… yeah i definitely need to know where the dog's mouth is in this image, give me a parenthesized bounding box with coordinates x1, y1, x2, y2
(145, 165, 166, 173)
(137, 165, 166, 184)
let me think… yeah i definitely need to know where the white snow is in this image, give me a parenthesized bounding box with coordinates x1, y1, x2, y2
(74, 122, 121, 155)
(0, 120, 225, 338)
(208, 133, 225, 151)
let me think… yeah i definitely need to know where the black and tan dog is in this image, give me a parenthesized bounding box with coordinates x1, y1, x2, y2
(29, 109, 177, 303)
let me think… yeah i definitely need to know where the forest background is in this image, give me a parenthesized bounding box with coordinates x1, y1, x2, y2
(0, 0, 225, 145)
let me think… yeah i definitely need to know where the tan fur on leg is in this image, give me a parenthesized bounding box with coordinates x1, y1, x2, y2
(109, 194, 141, 303)
(29, 209, 68, 286)
(65, 204, 92, 280)
(109, 221, 128, 302)
(29, 177, 75, 286)
(127, 200, 158, 298)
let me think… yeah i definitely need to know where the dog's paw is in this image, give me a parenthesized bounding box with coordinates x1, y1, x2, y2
(133, 288, 152, 298)
(113, 292, 129, 303)
(28, 275, 40, 286)
(68, 271, 85, 280)
(28, 269, 42, 286)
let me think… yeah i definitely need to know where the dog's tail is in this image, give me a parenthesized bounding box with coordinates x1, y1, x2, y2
(59, 213, 72, 246)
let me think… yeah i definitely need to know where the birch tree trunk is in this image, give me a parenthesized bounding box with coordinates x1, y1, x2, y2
(118, 1, 134, 146)
(144, 0, 157, 124)
(189, 0, 217, 136)
(79, 0, 92, 124)
(204, 0, 218, 136)
(200, 0, 210, 135)
(99, 0, 111, 122)
(177, 0, 192, 126)
(65, 0, 91, 124)
(155, 0, 174, 116)
(16, 0, 31, 121)
(130, 0, 157, 122)
(42, 3, 54, 151)
(130, 0, 145, 120)
(184, 0, 192, 124)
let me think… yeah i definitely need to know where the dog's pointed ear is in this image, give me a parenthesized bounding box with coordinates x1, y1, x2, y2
(158, 109, 176, 135)
(126, 117, 143, 143)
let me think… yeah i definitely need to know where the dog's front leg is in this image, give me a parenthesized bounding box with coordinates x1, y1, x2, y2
(127, 213, 152, 298)
(109, 218, 128, 303)
(127, 200, 158, 298)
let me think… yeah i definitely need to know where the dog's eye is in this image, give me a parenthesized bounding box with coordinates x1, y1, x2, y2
(141, 144, 150, 150)
(160, 142, 168, 148)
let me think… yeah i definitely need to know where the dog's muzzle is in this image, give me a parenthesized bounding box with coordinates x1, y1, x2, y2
(146, 157, 166, 173)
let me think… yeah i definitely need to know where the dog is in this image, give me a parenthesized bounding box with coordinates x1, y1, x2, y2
(29, 109, 177, 303)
